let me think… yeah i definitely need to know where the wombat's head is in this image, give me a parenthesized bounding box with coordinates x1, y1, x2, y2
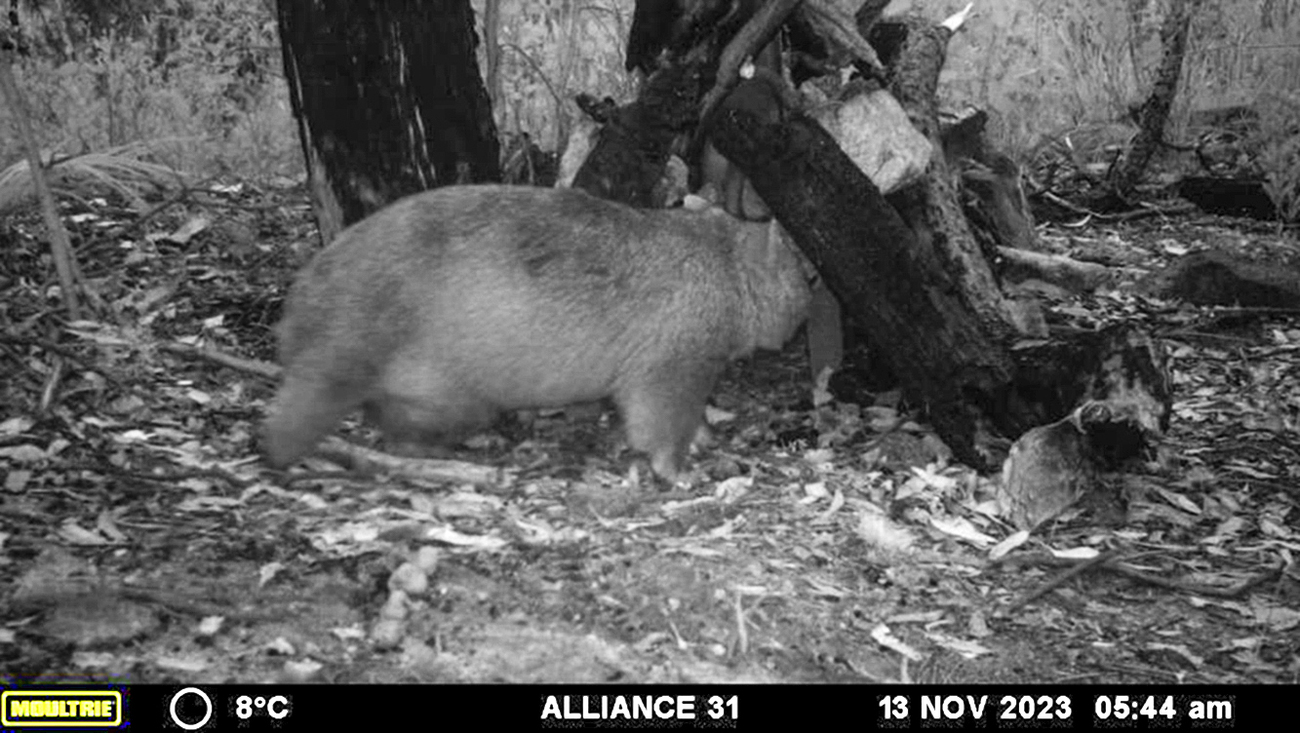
(729, 217, 812, 354)
(765, 221, 814, 347)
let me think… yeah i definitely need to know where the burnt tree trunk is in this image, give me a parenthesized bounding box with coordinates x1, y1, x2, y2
(572, 0, 808, 206)
(866, 15, 1027, 343)
(275, 0, 500, 245)
(582, 0, 1171, 475)
(571, 63, 706, 207)
(710, 108, 1031, 467)
(942, 108, 1041, 253)
(582, 0, 1032, 466)
(1110, 0, 1203, 200)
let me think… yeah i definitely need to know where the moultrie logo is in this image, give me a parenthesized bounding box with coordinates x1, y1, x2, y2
(2, 689, 123, 727)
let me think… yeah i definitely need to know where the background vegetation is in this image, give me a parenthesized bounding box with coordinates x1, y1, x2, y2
(1, 0, 1297, 200)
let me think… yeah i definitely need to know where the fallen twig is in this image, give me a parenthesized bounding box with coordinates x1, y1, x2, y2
(161, 342, 279, 379)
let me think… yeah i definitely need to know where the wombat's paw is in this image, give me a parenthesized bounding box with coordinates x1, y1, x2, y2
(625, 459, 697, 494)
(651, 461, 703, 494)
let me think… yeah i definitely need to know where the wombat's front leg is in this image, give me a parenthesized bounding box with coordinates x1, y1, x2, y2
(616, 363, 721, 483)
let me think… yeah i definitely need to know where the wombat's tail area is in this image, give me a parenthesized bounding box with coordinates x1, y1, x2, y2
(262, 374, 366, 468)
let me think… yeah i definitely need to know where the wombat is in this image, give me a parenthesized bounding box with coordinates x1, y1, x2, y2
(263, 184, 811, 481)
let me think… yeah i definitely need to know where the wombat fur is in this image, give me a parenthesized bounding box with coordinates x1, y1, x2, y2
(263, 184, 810, 480)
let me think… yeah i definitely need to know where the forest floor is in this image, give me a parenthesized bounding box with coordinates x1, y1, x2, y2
(1, 182, 1297, 685)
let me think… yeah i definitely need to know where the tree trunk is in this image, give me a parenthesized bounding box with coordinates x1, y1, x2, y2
(275, 0, 500, 245)
(571, 63, 705, 207)
(578, 1, 1027, 466)
(483, 0, 503, 111)
(1110, 0, 1203, 200)
(583, 1, 1171, 474)
(866, 15, 1026, 343)
(710, 102, 1030, 468)
(942, 108, 1041, 253)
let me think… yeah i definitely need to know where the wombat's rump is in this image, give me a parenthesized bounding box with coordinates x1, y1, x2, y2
(264, 185, 810, 480)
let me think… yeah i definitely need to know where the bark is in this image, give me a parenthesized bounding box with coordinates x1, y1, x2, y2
(710, 106, 1028, 467)
(1144, 250, 1300, 308)
(997, 247, 1119, 293)
(1110, 0, 1203, 199)
(571, 63, 705, 207)
(942, 108, 1040, 253)
(596, 1, 1173, 477)
(867, 16, 1023, 340)
(276, 0, 499, 244)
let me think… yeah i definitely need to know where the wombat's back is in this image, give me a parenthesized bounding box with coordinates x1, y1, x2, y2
(266, 185, 809, 474)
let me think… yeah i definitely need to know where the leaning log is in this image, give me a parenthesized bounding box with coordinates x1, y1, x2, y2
(578, 1, 1174, 485)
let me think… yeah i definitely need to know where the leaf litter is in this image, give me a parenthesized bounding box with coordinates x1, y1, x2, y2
(0, 184, 1297, 684)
